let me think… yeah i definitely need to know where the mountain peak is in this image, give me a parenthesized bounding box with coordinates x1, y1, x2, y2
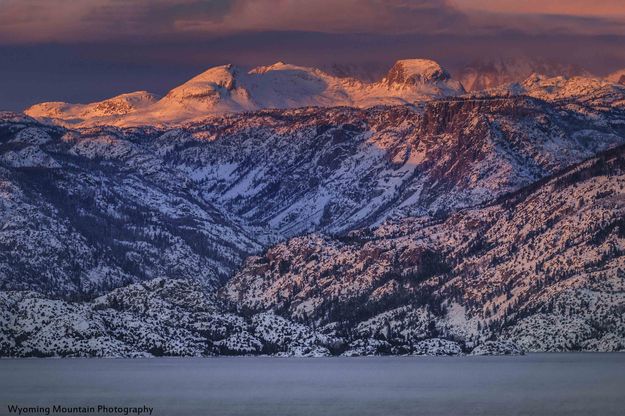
(166, 64, 242, 101)
(384, 59, 452, 86)
(249, 61, 324, 76)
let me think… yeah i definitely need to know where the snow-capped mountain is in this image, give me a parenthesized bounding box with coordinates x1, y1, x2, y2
(3, 58, 625, 357)
(25, 59, 464, 127)
(176, 97, 624, 237)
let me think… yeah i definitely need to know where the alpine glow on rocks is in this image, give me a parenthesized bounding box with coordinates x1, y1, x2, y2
(25, 59, 465, 127)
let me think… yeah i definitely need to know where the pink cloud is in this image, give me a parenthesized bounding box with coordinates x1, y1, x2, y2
(453, 0, 625, 17)
(0, 0, 624, 43)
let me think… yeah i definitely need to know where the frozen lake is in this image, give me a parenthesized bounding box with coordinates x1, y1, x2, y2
(1, 354, 624, 416)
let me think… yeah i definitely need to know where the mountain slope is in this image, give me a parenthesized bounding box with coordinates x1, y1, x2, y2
(5, 143, 625, 356)
(476, 73, 625, 110)
(0, 114, 261, 298)
(26, 91, 159, 126)
(158, 95, 625, 236)
(224, 143, 625, 352)
(0, 278, 338, 357)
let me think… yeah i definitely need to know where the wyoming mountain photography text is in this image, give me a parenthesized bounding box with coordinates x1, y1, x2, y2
(0, 0, 625, 415)
(6, 405, 154, 416)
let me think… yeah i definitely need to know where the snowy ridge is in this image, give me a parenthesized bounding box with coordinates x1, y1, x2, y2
(27, 91, 159, 125)
(24, 60, 625, 129)
(473, 73, 625, 110)
(25, 59, 464, 127)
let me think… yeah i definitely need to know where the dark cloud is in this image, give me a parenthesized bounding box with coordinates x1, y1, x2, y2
(82, 0, 234, 33)
(1, 0, 623, 43)
(0, 0, 464, 42)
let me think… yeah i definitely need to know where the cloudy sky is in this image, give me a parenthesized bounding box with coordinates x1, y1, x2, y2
(1, 0, 624, 110)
